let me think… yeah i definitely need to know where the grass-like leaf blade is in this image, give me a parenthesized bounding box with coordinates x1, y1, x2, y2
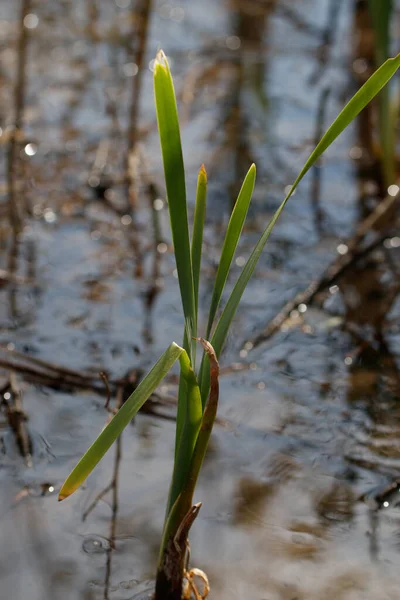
(185, 339, 219, 500)
(167, 350, 202, 515)
(205, 164, 256, 339)
(161, 339, 219, 555)
(154, 51, 196, 353)
(368, 0, 392, 64)
(192, 165, 207, 321)
(368, 0, 394, 186)
(59, 342, 185, 501)
(200, 54, 400, 399)
(288, 53, 400, 193)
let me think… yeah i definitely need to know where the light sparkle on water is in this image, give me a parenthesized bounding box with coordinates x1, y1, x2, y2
(24, 13, 39, 29)
(24, 143, 37, 156)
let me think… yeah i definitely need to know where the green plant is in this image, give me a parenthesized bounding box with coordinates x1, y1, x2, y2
(59, 51, 400, 600)
(367, 0, 396, 186)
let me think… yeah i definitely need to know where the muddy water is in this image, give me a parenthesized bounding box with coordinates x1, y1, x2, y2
(1, 1, 400, 599)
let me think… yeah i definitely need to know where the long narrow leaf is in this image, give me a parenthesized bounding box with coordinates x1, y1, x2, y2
(174, 358, 188, 460)
(192, 165, 207, 322)
(185, 339, 219, 499)
(154, 51, 196, 353)
(288, 53, 400, 192)
(59, 342, 185, 501)
(200, 54, 400, 399)
(167, 351, 202, 515)
(161, 339, 219, 555)
(368, 0, 395, 186)
(205, 164, 256, 339)
(368, 0, 392, 64)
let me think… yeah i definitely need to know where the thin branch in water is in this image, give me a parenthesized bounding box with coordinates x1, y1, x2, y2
(126, 0, 153, 204)
(103, 431, 122, 600)
(311, 87, 330, 235)
(1, 372, 32, 465)
(136, 145, 165, 345)
(100, 371, 112, 410)
(7, 0, 32, 234)
(1, 344, 103, 380)
(308, 0, 344, 84)
(245, 185, 399, 348)
(81, 385, 124, 599)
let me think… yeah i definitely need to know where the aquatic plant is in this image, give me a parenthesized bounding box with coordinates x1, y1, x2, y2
(59, 51, 400, 600)
(367, 0, 396, 186)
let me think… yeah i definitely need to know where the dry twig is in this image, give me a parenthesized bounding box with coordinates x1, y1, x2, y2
(246, 186, 399, 349)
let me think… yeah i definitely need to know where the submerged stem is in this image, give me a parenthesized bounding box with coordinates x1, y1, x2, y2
(155, 503, 202, 600)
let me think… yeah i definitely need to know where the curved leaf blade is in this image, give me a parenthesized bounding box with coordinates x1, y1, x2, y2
(289, 53, 400, 195)
(200, 54, 400, 399)
(59, 342, 185, 501)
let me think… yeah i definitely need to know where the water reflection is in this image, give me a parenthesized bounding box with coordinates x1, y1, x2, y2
(0, 0, 400, 599)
